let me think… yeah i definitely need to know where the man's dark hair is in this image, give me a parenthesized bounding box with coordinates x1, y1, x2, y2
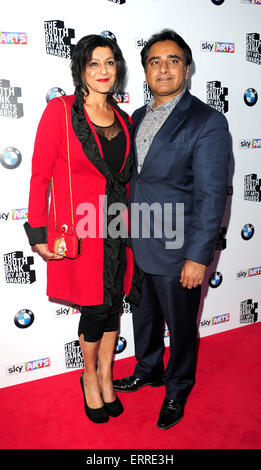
(141, 29, 193, 69)
(71, 34, 127, 94)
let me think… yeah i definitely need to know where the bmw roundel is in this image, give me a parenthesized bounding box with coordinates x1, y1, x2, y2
(0, 147, 22, 169)
(241, 223, 254, 240)
(244, 88, 258, 107)
(100, 30, 117, 42)
(14, 309, 34, 329)
(114, 336, 127, 354)
(46, 87, 66, 103)
(211, 0, 225, 5)
(208, 272, 223, 288)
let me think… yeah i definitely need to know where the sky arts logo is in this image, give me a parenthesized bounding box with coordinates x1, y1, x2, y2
(241, 0, 261, 4)
(12, 208, 28, 220)
(240, 139, 261, 149)
(135, 38, 148, 49)
(6, 358, 50, 375)
(46, 87, 66, 102)
(54, 305, 80, 317)
(113, 92, 130, 103)
(200, 313, 230, 328)
(236, 266, 261, 279)
(0, 32, 27, 45)
(201, 41, 235, 53)
(244, 88, 258, 106)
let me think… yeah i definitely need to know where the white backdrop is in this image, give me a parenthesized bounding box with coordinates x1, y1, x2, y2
(1, 0, 261, 388)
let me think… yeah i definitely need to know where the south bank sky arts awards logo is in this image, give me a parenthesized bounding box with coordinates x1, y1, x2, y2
(244, 174, 261, 201)
(107, 0, 126, 4)
(240, 299, 258, 324)
(246, 33, 261, 64)
(0, 80, 23, 118)
(206, 81, 228, 113)
(44, 20, 75, 59)
(4, 251, 36, 284)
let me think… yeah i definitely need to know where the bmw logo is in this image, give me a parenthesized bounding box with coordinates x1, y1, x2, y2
(46, 87, 66, 103)
(114, 336, 127, 354)
(0, 147, 22, 169)
(211, 0, 225, 5)
(244, 88, 258, 107)
(208, 272, 223, 288)
(100, 30, 117, 42)
(241, 223, 254, 240)
(14, 309, 34, 329)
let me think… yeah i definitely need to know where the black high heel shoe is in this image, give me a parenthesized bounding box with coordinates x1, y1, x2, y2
(103, 394, 124, 417)
(80, 374, 109, 423)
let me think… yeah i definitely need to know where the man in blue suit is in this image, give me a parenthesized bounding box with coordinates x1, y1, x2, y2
(114, 29, 230, 429)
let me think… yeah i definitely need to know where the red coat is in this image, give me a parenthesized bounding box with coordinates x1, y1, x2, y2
(28, 94, 140, 306)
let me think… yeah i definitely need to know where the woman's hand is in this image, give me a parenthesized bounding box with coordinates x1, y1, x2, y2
(34, 243, 64, 260)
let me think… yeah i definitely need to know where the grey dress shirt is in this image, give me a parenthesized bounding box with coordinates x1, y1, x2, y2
(135, 87, 186, 173)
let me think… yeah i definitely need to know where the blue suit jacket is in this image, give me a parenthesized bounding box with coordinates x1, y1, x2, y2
(129, 88, 231, 276)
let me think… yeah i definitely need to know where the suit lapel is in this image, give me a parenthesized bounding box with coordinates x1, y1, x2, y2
(136, 89, 192, 174)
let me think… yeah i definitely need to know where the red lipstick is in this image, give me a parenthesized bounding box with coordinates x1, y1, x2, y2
(97, 78, 109, 82)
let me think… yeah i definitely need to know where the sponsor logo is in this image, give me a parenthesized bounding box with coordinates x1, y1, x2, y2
(14, 309, 34, 329)
(201, 41, 235, 53)
(0, 32, 27, 45)
(241, 223, 255, 240)
(200, 313, 230, 328)
(240, 139, 261, 149)
(107, 0, 126, 4)
(240, 299, 258, 323)
(122, 297, 131, 314)
(0, 80, 23, 118)
(143, 81, 152, 105)
(135, 37, 148, 49)
(236, 266, 261, 279)
(0, 211, 9, 221)
(4, 251, 36, 284)
(6, 358, 50, 375)
(208, 271, 223, 288)
(44, 20, 75, 59)
(241, 0, 261, 4)
(54, 305, 80, 317)
(246, 33, 261, 64)
(46, 87, 66, 102)
(211, 0, 225, 4)
(113, 92, 130, 103)
(244, 88, 258, 106)
(64, 340, 84, 368)
(244, 174, 261, 201)
(164, 327, 170, 338)
(12, 208, 28, 220)
(114, 336, 127, 354)
(206, 80, 228, 113)
(100, 30, 117, 42)
(0, 147, 22, 169)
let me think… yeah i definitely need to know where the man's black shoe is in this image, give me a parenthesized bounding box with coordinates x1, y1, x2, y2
(113, 374, 164, 392)
(157, 398, 185, 430)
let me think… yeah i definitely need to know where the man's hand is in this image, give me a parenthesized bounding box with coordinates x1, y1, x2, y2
(34, 243, 64, 260)
(180, 260, 206, 289)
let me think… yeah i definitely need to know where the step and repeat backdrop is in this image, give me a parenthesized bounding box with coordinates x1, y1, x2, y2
(1, 0, 261, 388)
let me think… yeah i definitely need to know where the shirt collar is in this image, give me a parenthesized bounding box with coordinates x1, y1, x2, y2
(147, 87, 186, 114)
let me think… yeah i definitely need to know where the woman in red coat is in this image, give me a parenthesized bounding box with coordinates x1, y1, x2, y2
(24, 35, 142, 424)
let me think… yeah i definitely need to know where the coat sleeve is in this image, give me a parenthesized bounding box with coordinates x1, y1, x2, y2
(24, 98, 64, 245)
(184, 111, 231, 266)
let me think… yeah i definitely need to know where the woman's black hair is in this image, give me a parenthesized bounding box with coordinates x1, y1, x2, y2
(71, 34, 127, 94)
(141, 29, 193, 69)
